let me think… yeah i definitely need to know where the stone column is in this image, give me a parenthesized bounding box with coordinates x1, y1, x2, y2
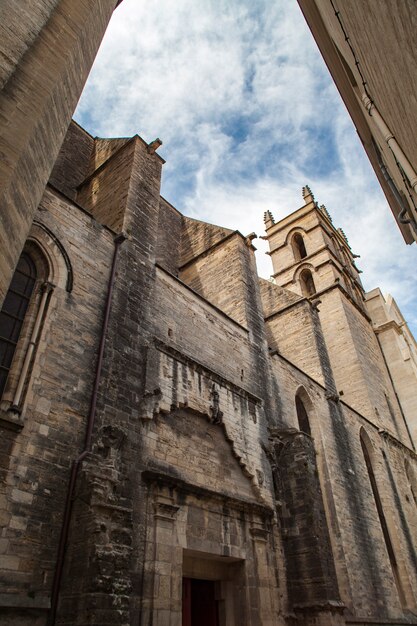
(270, 429, 345, 624)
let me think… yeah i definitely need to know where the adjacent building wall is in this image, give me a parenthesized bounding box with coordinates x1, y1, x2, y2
(296, 0, 417, 242)
(0, 0, 120, 309)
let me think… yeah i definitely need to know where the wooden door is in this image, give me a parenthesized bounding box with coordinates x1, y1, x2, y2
(182, 578, 219, 626)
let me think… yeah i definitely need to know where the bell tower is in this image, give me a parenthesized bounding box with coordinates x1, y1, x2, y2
(264, 187, 411, 445)
(264, 185, 365, 307)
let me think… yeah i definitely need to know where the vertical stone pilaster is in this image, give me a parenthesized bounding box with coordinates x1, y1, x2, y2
(150, 492, 181, 626)
(249, 521, 281, 626)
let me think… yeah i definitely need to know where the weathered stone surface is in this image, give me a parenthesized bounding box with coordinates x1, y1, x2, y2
(0, 6, 417, 626)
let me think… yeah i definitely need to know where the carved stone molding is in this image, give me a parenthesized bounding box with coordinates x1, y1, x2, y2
(250, 522, 269, 542)
(153, 496, 180, 521)
(154, 502, 180, 521)
(209, 383, 223, 424)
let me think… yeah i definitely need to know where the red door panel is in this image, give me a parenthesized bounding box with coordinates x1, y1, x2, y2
(182, 578, 219, 626)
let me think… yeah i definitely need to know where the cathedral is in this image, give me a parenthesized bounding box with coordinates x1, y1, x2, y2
(1, 3, 417, 626)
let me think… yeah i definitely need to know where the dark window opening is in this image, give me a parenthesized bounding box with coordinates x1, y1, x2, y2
(292, 233, 307, 260)
(300, 269, 316, 297)
(0, 253, 37, 397)
(296, 395, 311, 436)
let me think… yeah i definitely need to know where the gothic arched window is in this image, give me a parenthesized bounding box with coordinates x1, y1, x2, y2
(0, 241, 54, 419)
(300, 269, 316, 297)
(295, 394, 311, 436)
(0, 253, 37, 398)
(292, 233, 307, 260)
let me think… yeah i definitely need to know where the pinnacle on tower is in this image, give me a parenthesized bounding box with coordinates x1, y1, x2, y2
(302, 185, 315, 204)
(338, 227, 351, 248)
(319, 204, 333, 224)
(264, 210, 275, 229)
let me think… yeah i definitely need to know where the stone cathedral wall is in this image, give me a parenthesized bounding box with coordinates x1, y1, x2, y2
(0, 187, 115, 624)
(0, 113, 416, 626)
(270, 352, 417, 619)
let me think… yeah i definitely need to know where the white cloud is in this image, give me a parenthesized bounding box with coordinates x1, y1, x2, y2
(75, 0, 417, 334)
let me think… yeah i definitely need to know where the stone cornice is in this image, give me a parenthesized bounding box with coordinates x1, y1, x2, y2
(142, 470, 274, 517)
(373, 319, 403, 335)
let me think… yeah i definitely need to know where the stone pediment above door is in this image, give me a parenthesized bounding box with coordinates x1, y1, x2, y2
(148, 408, 262, 503)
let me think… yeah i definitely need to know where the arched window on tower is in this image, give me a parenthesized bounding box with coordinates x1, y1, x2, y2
(292, 232, 307, 260)
(360, 429, 406, 606)
(300, 269, 316, 297)
(295, 392, 311, 436)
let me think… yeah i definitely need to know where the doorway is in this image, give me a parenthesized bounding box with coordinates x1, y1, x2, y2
(182, 577, 219, 626)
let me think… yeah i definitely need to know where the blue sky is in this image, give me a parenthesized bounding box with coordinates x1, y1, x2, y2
(75, 0, 417, 336)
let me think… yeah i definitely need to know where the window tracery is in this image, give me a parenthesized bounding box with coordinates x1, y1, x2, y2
(0, 253, 37, 398)
(0, 242, 54, 419)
